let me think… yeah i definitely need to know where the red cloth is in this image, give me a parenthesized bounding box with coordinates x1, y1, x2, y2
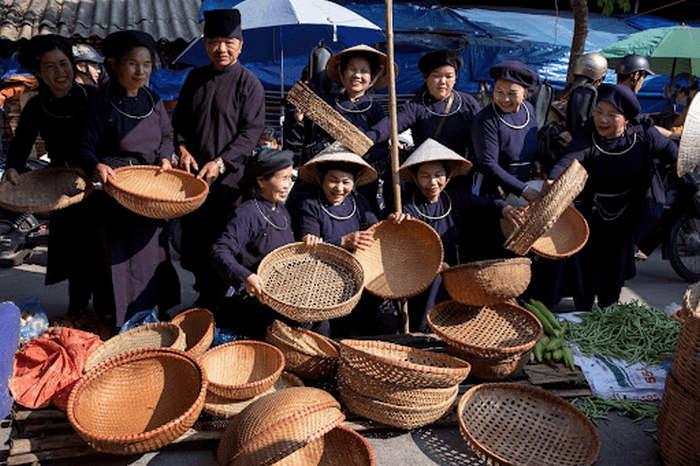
(9, 327, 103, 410)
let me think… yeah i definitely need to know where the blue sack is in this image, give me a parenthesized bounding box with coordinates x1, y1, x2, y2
(119, 309, 159, 334)
(1, 301, 21, 419)
(15, 298, 49, 344)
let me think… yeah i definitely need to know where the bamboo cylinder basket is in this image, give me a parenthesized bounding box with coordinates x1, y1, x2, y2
(258, 242, 365, 323)
(103, 166, 208, 219)
(657, 373, 700, 466)
(457, 383, 601, 466)
(0, 167, 93, 213)
(170, 307, 215, 359)
(427, 301, 543, 380)
(265, 320, 339, 380)
(67, 347, 207, 455)
(441, 258, 532, 306)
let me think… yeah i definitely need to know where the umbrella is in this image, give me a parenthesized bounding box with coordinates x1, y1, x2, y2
(600, 24, 700, 76)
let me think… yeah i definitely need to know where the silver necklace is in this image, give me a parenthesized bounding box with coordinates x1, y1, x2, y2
(254, 198, 288, 231)
(423, 91, 462, 117)
(110, 88, 155, 120)
(412, 192, 452, 220)
(320, 193, 357, 220)
(41, 84, 88, 119)
(492, 101, 531, 130)
(591, 131, 637, 156)
(335, 91, 372, 114)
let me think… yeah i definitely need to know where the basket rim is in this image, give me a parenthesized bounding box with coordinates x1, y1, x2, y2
(67, 347, 208, 446)
(427, 301, 543, 355)
(199, 340, 285, 392)
(457, 382, 601, 466)
(441, 257, 532, 275)
(106, 165, 209, 205)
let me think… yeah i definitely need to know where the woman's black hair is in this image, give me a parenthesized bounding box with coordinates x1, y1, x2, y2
(339, 51, 380, 77)
(18, 35, 74, 77)
(317, 161, 360, 181)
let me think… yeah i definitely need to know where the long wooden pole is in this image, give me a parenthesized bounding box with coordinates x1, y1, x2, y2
(384, 0, 409, 333)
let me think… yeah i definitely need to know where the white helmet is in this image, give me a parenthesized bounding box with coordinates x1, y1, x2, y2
(573, 53, 608, 81)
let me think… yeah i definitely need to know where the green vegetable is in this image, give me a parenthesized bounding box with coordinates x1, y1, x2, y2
(533, 339, 546, 362)
(545, 337, 565, 351)
(573, 396, 659, 426)
(544, 351, 553, 360)
(552, 348, 564, 361)
(525, 303, 557, 337)
(531, 299, 563, 332)
(562, 347, 575, 371)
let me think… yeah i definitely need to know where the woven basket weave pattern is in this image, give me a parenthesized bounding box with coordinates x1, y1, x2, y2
(0, 167, 93, 213)
(171, 308, 215, 359)
(657, 373, 700, 466)
(669, 311, 700, 399)
(458, 384, 600, 466)
(287, 81, 373, 156)
(441, 258, 531, 306)
(275, 426, 375, 466)
(265, 320, 339, 380)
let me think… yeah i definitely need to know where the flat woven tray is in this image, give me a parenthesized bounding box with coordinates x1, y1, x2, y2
(353, 218, 444, 299)
(265, 320, 339, 380)
(441, 258, 531, 306)
(259, 242, 364, 323)
(657, 373, 700, 466)
(504, 160, 588, 256)
(287, 80, 374, 156)
(104, 166, 208, 219)
(458, 383, 601, 466)
(0, 167, 93, 213)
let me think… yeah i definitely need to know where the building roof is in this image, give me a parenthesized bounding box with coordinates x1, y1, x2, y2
(0, 0, 203, 42)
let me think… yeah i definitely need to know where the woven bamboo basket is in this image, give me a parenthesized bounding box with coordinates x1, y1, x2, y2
(353, 218, 444, 299)
(287, 80, 373, 156)
(338, 382, 458, 430)
(504, 160, 588, 256)
(265, 320, 339, 380)
(200, 341, 284, 400)
(203, 371, 303, 419)
(337, 339, 471, 388)
(458, 383, 601, 466)
(669, 310, 700, 399)
(67, 347, 207, 455)
(0, 167, 93, 213)
(657, 373, 700, 466)
(217, 387, 345, 466)
(427, 301, 543, 380)
(441, 258, 532, 306)
(104, 166, 208, 219)
(84, 322, 186, 372)
(259, 242, 365, 323)
(337, 360, 463, 407)
(681, 280, 700, 320)
(171, 308, 215, 359)
(275, 426, 375, 466)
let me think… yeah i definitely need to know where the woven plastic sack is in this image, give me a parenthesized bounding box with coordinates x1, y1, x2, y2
(1, 302, 21, 419)
(119, 308, 159, 334)
(9, 327, 103, 410)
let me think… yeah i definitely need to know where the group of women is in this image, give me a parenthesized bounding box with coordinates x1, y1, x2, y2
(1, 31, 678, 338)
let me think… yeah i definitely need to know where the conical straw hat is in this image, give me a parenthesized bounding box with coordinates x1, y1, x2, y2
(299, 142, 378, 186)
(677, 94, 700, 177)
(326, 44, 399, 91)
(398, 138, 473, 182)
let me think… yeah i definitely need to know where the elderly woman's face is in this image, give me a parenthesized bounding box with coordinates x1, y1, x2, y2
(322, 169, 355, 206)
(425, 65, 456, 101)
(415, 161, 447, 203)
(37, 49, 74, 98)
(493, 79, 527, 114)
(342, 56, 372, 100)
(593, 100, 627, 139)
(115, 46, 152, 96)
(258, 165, 294, 204)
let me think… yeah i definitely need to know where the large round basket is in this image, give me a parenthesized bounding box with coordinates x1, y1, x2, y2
(275, 426, 375, 466)
(217, 387, 345, 466)
(501, 206, 589, 259)
(103, 166, 208, 219)
(203, 371, 303, 419)
(427, 301, 543, 380)
(441, 258, 531, 306)
(259, 242, 365, 322)
(199, 341, 284, 400)
(171, 308, 215, 359)
(657, 373, 700, 466)
(457, 383, 601, 466)
(67, 347, 207, 455)
(670, 307, 700, 399)
(265, 320, 339, 380)
(337, 339, 471, 388)
(84, 322, 186, 372)
(0, 167, 93, 213)
(353, 218, 443, 299)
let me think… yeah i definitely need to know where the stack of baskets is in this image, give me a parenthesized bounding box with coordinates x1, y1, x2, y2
(657, 282, 700, 465)
(336, 339, 471, 429)
(431, 258, 543, 380)
(265, 320, 339, 380)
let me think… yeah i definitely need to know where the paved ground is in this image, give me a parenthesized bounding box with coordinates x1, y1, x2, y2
(0, 247, 688, 466)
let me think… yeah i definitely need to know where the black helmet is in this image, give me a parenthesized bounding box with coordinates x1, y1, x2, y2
(72, 44, 103, 64)
(615, 54, 655, 77)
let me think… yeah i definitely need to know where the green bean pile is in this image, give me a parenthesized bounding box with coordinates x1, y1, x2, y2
(573, 396, 659, 425)
(562, 301, 680, 365)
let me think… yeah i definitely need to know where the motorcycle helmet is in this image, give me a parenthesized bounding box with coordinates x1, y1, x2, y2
(615, 54, 655, 77)
(72, 44, 103, 64)
(573, 52, 608, 81)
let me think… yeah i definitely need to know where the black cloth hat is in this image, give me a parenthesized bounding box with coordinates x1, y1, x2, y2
(18, 35, 73, 73)
(490, 60, 540, 91)
(596, 83, 641, 120)
(101, 30, 156, 60)
(204, 9, 243, 40)
(418, 49, 463, 77)
(245, 149, 294, 180)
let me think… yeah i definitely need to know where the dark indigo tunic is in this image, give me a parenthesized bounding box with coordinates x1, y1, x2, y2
(365, 87, 481, 158)
(78, 85, 179, 326)
(549, 120, 677, 309)
(471, 101, 539, 199)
